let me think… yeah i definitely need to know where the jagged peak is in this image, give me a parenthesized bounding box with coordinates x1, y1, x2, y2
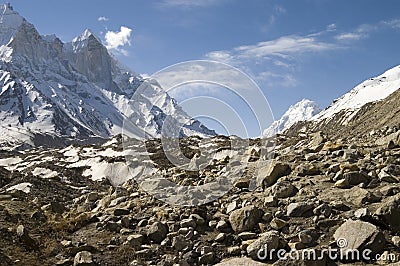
(0, 3, 24, 28)
(71, 28, 103, 52)
(0, 3, 28, 46)
(72, 29, 101, 43)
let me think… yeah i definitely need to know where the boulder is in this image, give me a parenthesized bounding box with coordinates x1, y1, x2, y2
(286, 202, 314, 217)
(333, 219, 385, 256)
(246, 231, 281, 260)
(215, 257, 265, 266)
(229, 205, 263, 233)
(257, 162, 291, 188)
(267, 181, 298, 198)
(374, 194, 400, 232)
(74, 251, 95, 266)
(343, 187, 380, 206)
(146, 222, 168, 243)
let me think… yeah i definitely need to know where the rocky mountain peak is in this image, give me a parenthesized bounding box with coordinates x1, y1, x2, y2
(263, 98, 321, 137)
(0, 3, 25, 45)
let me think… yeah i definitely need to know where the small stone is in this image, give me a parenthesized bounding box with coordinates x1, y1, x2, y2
(262, 212, 273, 222)
(197, 245, 213, 255)
(234, 178, 250, 189)
(30, 210, 47, 222)
(298, 231, 313, 244)
(137, 219, 148, 227)
(226, 201, 238, 214)
(216, 220, 229, 231)
(313, 203, 332, 218)
(198, 252, 215, 265)
(73, 251, 94, 266)
(113, 208, 130, 216)
(392, 236, 400, 247)
(172, 235, 191, 251)
(227, 246, 241, 256)
(41, 202, 66, 214)
(126, 234, 144, 248)
(267, 181, 298, 198)
(354, 208, 369, 219)
(288, 241, 306, 250)
(189, 214, 205, 226)
(286, 202, 314, 217)
(238, 232, 257, 240)
(60, 240, 72, 247)
(264, 196, 278, 207)
(305, 153, 318, 161)
(214, 233, 226, 242)
(180, 218, 196, 229)
(16, 225, 38, 250)
(270, 217, 287, 230)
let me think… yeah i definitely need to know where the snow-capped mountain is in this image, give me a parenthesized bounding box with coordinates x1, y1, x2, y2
(263, 99, 321, 137)
(312, 65, 400, 123)
(0, 3, 215, 148)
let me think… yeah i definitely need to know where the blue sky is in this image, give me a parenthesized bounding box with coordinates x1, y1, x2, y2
(7, 0, 400, 136)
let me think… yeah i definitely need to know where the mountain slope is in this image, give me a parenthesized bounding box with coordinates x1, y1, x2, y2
(0, 3, 215, 149)
(312, 65, 400, 123)
(286, 65, 400, 141)
(263, 99, 321, 137)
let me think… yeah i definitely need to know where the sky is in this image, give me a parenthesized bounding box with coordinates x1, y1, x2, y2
(6, 0, 400, 137)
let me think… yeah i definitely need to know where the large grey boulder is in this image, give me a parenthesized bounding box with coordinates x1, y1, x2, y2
(257, 162, 291, 188)
(146, 222, 168, 243)
(374, 194, 400, 232)
(246, 231, 281, 260)
(229, 205, 263, 233)
(333, 219, 385, 256)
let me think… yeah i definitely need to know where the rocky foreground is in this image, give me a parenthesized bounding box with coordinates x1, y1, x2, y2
(0, 124, 400, 266)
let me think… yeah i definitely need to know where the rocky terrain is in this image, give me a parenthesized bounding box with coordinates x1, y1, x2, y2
(0, 3, 215, 150)
(1, 88, 400, 265)
(1, 3, 400, 266)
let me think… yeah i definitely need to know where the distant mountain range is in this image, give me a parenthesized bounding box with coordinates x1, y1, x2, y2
(0, 3, 215, 149)
(265, 65, 400, 137)
(0, 3, 399, 150)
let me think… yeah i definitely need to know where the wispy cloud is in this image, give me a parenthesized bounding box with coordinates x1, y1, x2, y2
(98, 16, 109, 22)
(206, 35, 338, 65)
(268, 5, 286, 25)
(105, 26, 132, 56)
(334, 18, 400, 42)
(257, 71, 298, 87)
(382, 19, 400, 29)
(335, 32, 365, 41)
(205, 33, 339, 87)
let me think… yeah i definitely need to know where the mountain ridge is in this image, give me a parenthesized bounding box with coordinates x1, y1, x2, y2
(0, 3, 215, 149)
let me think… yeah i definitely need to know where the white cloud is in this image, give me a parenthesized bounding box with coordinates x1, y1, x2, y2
(258, 71, 298, 87)
(105, 26, 132, 55)
(205, 34, 338, 86)
(98, 16, 109, 22)
(335, 32, 365, 41)
(206, 35, 338, 64)
(327, 23, 337, 31)
(382, 19, 400, 29)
